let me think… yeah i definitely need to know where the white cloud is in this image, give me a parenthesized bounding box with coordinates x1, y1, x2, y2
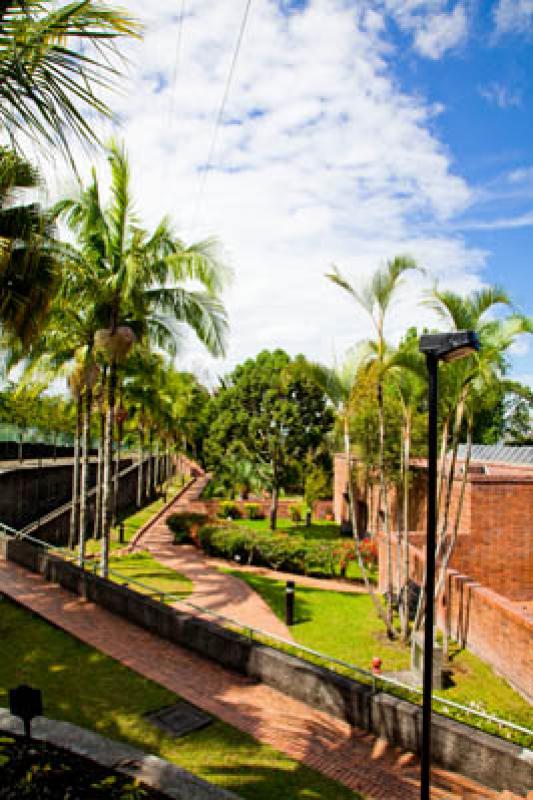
(494, 0, 533, 34)
(479, 81, 522, 109)
(456, 211, 533, 230)
(377, 1, 468, 58)
(413, 4, 468, 59)
(508, 166, 533, 183)
(46, 0, 484, 379)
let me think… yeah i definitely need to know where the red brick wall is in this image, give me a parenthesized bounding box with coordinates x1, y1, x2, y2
(377, 533, 533, 702)
(186, 497, 333, 520)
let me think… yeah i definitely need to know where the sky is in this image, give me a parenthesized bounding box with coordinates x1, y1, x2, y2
(47, 0, 533, 386)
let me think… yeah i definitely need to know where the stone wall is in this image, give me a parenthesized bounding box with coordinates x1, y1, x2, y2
(2, 538, 531, 795)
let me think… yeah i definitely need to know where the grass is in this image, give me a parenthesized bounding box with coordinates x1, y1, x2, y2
(224, 570, 533, 745)
(0, 598, 361, 800)
(106, 551, 192, 603)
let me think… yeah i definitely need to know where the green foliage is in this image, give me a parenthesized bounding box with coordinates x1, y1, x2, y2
(198, 524, 371, 578)
(166, 512, 208, 543)
(204, 350, 334, 507)
(289, 505, 302, 523)
(304, 465, 331, 508)
(218, 501, 241, 520)
(244, 502, 264, 520)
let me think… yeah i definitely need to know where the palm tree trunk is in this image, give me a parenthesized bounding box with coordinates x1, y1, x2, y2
(79, 386, 92, 568)
(94, 408, 105, 539)
(269, 479, 278, 531)
(436, 412, 473, 658)
(378, 380, 394, 629)
(146, 427, 153, 499)
(100, 360, 117, 579)
(401, 414, 411, 641)
(154, 439, 160, 492)
(137, 416, 145, 508)
(437, 413, 450, 519)
(345, 417, 396, 637)
(69, 396, 82, 550)
(112, 419, 122, 528)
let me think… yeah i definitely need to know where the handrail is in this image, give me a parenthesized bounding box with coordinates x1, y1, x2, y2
(1, 524, 531, 741)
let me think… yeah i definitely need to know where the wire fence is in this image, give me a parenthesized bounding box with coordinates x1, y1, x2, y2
(1, 524, 531, 746)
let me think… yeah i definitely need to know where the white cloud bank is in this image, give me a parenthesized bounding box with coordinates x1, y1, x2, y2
(377, 1, 468, 58)
(49, 0, 485, 379)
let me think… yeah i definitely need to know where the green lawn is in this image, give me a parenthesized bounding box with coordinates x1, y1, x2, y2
(225, 570, 533, 745)
(106, 551, 192, 603)
(0, 598, 361, 800)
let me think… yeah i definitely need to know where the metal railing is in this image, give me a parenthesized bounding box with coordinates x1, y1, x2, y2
(1, 524, 531, 742)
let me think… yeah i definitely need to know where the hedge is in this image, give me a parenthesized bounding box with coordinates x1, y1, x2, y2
(197, 524, 377, 577)
(166, 512, 208, 544)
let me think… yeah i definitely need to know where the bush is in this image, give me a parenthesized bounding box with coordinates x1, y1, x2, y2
(197, 523, 359, 577)
(244, 502, 264, 520)
(359, 537, 378, 568)
(289, 505, 302, 523)
(218, 501, 241, 520)
(166, 512, 208, 544)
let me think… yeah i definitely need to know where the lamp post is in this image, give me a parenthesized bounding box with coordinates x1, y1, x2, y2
(418, 330, 479, 800)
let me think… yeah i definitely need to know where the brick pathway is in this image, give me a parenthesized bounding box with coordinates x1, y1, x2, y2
(0, 559, 502, 800)
(132, 478, 293, 640)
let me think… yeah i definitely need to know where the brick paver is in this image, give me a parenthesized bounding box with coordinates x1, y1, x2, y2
(0, 559, 501, 800)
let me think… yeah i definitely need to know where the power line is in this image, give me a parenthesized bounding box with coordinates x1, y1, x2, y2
(191, 0, 253, 230)
(168, 0, 186, 130)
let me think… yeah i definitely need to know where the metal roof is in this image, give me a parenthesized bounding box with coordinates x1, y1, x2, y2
(456, 444, 533, 465)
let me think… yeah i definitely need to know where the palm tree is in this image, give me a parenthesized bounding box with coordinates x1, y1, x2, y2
(326, 256, 419, 628)
(302, 356, 396, 638)
(0, 148, 59, 347)
(54, 141, 230, 577)
(0, 1, 138, 158)
(413, 287, 531, 636)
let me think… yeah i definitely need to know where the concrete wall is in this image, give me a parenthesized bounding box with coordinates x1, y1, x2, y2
(2, 538, 531, 796)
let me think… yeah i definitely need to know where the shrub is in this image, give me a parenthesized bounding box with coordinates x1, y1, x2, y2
(166, 512, 208, 544)
(289, 505, 302, 523)
(244, 502, 264, 520)
(359, 537, 378, 568)
(218, 501, 241, 520)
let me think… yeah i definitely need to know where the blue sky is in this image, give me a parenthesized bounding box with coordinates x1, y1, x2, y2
(51, 0, 533, 384)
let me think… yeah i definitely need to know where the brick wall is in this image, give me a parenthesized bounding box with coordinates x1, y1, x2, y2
(377, 533, 533, 702)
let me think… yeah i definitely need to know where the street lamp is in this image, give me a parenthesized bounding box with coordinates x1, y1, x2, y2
(418, 330, 479, 800)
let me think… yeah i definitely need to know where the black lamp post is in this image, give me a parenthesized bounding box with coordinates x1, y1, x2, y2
(418, 330, 479, 800)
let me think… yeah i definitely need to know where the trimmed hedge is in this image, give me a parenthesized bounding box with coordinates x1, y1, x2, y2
(218, 501, 241, 520)
(198, 524, 376, 577)
(166, 512, 208, 544)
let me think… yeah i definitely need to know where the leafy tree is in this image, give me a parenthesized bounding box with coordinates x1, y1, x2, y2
(204, 350, 334, 529)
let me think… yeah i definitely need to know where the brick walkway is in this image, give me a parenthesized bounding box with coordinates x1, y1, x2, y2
(132, 478, 293, 640)
(0, 559, 501, 800)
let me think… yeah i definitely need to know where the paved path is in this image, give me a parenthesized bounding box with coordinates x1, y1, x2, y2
(133, 478, 293, 640)
(0, 559, 499, 800)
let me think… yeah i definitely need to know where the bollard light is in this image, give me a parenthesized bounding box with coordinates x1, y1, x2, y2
(285, 580, 295, 626)
(418, 329, 479, 800)
(9, 685, 42, 740)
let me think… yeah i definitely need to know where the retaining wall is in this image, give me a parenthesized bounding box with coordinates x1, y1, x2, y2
(2, 538, 531, 796)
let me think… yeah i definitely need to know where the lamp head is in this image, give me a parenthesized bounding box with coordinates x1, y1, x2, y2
(419, 330, 480, 362)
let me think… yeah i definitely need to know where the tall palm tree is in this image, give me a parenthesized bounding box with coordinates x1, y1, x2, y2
(54, 141, 230, 577)
(326, 256, 419, 628)
(0, 1, 138, 158)
(305, 356, 397, 638)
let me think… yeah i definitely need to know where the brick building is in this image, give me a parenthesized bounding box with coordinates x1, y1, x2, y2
(333, 446, 533, 700)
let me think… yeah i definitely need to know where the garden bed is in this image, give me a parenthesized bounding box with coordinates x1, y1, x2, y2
(0, 732, 165, 799)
